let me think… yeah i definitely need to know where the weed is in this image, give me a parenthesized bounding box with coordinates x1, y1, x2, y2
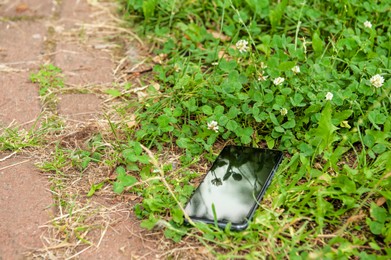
(30, 64, 64, 96)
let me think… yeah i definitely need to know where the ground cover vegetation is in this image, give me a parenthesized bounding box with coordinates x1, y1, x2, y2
(112, 0, 391, 258)
(1, 0, 390, 258)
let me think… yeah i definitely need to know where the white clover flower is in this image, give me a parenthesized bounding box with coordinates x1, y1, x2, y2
(325, 92, 333, 101)
(370, 74, 384, 88)
(280, 108, 288, 116)
(207, 120, 219, 133)
(292, 65, 300, 74)
(273, 77, 285, 86)
(236, 39, 249, 53)
(257, 71, 268, 81)
(364, 21, 372, 28)
(260, 62, 267, 69)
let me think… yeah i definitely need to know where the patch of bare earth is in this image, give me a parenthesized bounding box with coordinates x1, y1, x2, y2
(0, 154, 53, 259)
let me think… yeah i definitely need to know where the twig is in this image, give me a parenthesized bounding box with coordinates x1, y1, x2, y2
(0, 159, 30, 171)
(0, 151, 17, 162)
(65, 245, 92, 260)
(96, 222, 109, 248)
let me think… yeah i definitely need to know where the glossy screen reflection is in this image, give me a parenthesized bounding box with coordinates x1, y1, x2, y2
(185, 146, 282, 226)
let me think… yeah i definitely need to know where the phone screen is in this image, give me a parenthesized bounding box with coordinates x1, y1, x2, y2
(184, 146, 283, 230)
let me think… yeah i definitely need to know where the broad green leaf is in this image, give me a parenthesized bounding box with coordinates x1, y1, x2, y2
(298, 142, 314, 156)
(275, 126, 285, 133)
(329, 146, 350, 169)
(219, 59, 237, 72)
(372, 143, 387, 154)
(157, 115, 170, 127)
(363, 134, 375, 148)
(240, 135, 252, 144)
(141, 217, 158, 230)
(105, 89, 122, 97)
(138, 155, 150, 164)
(87, 182, 104, 197)
(172, 208, 184, 224)
(133, 141, 143, 155)
(172, 107, 183, 117)
(116, 166, 126, 175)
(164, 227, 184, 242)
(368, 110, 387, 130)
(315, 102, 338, 153)
(226, 120, 238, 131)
(265, 135, 275, 149)
(269, 113, 279, 125)
(278, 61, 296, 71)
(227, 106, 240, 119)
(142, 0, 157, 19)
(282, 119, 296, 129)
(176, 137, 190, 148)
(264, 93, 274, 103)
(269, 0, 287, 30)
(370, 203, 388, 223)
(333, 110, 353, 124)
(369, 220, 383, 235)
(280, 88, 292, 95)
(245, 0, 269, 18)
(290, 93, 304, 107)
(113, 182, 124, 194)
(218, 115, 229, 126)
(123, 149, 138, 162)
(334, 175, 356, 193)
(312, 32, 324, 55)
(215, 105, 225, 115)
(202, 105, 213, 115)
(127, 163, 140, 171)
(118, 172, 137, 187)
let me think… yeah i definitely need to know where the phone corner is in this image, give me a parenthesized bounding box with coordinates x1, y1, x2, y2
(231, 222, 249, 231)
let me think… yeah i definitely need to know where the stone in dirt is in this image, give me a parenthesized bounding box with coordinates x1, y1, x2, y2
(0, 154, 53, 258)
(0, 0, 54, 18)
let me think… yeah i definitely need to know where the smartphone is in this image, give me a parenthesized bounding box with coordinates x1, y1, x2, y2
(184, 145, 283, 231)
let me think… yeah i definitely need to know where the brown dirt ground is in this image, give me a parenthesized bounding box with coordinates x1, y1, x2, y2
(0, 0, 168, 259)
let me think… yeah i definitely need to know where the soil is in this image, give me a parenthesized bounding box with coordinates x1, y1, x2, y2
(0, 0, 162, 258)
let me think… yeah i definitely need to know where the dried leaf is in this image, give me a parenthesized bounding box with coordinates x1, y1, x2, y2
(346, 211, 366, 224)
(15, 3, 29, 13)
(218, 50, 226, 59)
(318, 173, 331, 183)
(136, 91, 147, 101)
(152, 53, 167, 64)
(376, 197, 386, 206)
(207, 29, 231, 42)
(126, 114, 137, 129)
(151, 82, 160, 91)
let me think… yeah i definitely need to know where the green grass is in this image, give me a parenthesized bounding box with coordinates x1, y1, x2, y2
(111, 0, 391, 258)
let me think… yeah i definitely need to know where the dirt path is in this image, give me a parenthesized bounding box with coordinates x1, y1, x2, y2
(0, 1, 160, 259)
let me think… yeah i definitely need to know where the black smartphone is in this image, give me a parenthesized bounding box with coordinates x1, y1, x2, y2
(184, 145, 283, 231)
